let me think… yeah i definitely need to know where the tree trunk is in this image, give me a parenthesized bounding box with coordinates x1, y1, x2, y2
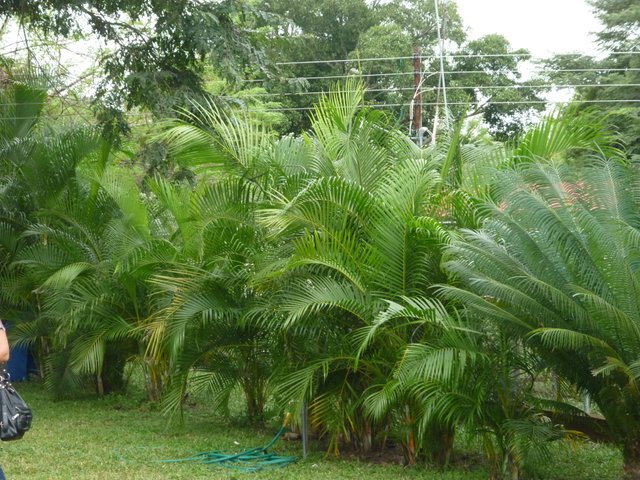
(623, 436, 640, 479)
(424, 422, 455, 467)
(144, 359, 165, 402)
(243, 381, 265, 425)
(360, 419, 372, 452)
(95, 372, 104, 396)
(508, 452, 521, 480)
(401, 408, 418, 465)
(100, 344, 128, 395)
(403, 429, 418, 466)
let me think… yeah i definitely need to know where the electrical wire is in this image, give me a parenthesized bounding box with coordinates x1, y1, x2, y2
(243, 67, 640, 83)
(227, 83, 640, 98)
(0, 95, 638, 120)
(249, 98, 640, 113)
(0, 113, 152, 120)
(0, 50, 637, 121)
(273, 51, 639, 65)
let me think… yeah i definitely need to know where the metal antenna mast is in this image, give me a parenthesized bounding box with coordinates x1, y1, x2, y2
(412, 46, 423, 136)
(434, 0, 449, 131)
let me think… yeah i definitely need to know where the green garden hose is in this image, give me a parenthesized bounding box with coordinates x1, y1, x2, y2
(162, 414, 297, 473)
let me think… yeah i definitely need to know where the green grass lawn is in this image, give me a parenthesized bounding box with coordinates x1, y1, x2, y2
(0, 381, 624, 479)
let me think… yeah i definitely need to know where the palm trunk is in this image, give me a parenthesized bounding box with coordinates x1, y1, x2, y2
(428, 425, 455, 467)
(360, 418, 373, 452)
(144, 359, 165, 402)
(403, 429, 418, 466)
(243, 377, 266, 425)
(401, 408, 419, 465)
(508, 453, 521, 480)
(95, 372, 104, 396)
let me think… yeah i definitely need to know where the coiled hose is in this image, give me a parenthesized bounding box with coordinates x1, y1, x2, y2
(161, 412, 297, 473)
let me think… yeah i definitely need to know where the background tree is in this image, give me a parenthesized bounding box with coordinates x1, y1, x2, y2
(258, 0, 382, 132)
(452, 35, 544, 140)
(258, 0, 544, 139)
(349, 0, 465, 135)
(0, 0, 267, 116)
(543, 0, 640, 157)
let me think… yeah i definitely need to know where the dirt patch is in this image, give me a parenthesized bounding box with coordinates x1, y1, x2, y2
(337, 443, 484, 470)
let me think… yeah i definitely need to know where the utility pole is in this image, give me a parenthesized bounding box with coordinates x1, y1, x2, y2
(412, 46, 422, 137)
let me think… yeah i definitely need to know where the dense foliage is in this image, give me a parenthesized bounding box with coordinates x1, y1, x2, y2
(0, 74, 637, 479)
(544, 0, 640, 157)
(0, 2, 639, 479)
(0, 0, 266, 115)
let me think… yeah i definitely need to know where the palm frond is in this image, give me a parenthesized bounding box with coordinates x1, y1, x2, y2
(528, 328, 618, 356)
(514, 107, 622, 162)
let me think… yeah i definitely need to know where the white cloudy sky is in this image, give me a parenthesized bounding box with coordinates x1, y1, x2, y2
(455, 0, 603, 57)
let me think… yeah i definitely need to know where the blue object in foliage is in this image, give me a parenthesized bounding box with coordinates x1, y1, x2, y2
(6, 345, 29, 381)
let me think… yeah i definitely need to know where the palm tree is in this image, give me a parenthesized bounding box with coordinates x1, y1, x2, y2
(0, 74, 188, 397)
(12, 164, 161, 396)
(354, 109, 618, 477)
(376, 313, 577, 479)
(0, 77, 133, 391)
(147, 177, 277, 423)
(146, 101, 285, 423)
(250, 80, 459, 461)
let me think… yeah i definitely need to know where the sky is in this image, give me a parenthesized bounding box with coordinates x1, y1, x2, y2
(455, 0, 603, 57)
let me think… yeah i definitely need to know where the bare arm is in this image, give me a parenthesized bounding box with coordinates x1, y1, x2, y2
(0, 321, 9, 363)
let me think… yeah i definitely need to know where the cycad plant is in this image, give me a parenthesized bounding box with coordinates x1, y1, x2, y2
(355, 108, 617, 477)
(441, 155, 640, 477)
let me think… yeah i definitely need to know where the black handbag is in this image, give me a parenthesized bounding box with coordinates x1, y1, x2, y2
(0, 370, 32, 441)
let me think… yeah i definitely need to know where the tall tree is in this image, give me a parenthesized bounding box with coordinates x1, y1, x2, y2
(544, 0, 640, 156)
(354, 31, 544, 141)
(259, 0, 381, 132)
(0, 0, 267, 115)
(452, 35, 544, 140)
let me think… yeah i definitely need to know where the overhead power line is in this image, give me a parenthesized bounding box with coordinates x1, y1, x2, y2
(252, 99, 640, 113)
(1, 50, 638, 122)
(0, 113, 152, 121)
(274, 51, 639, 66)
(276, 56, 414, 65)
(1, 81, 639, 108)
(2, 81, 639, 107)
(245, 67, 640, 83)
(231, 83, 640, 98)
